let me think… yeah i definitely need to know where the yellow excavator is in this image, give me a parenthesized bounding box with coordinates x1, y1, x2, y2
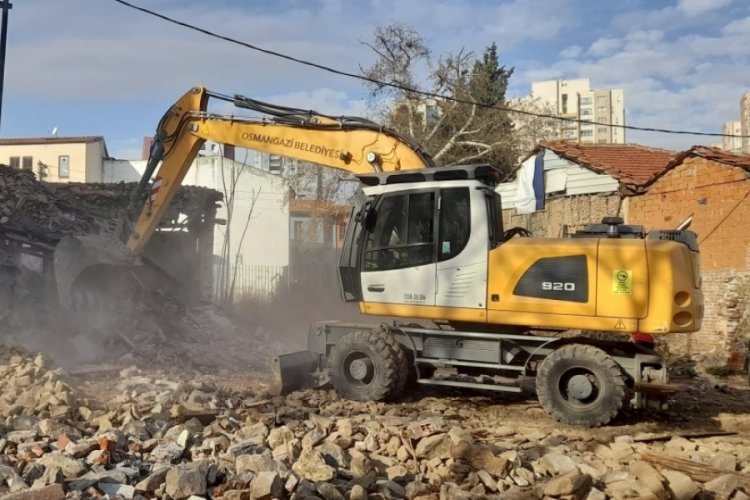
(55, 86, 704, 427)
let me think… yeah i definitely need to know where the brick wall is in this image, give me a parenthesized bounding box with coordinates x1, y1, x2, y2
(629, 157, 749, 270)
(629, 157, 750, 366)
(502, 194, 625, 238)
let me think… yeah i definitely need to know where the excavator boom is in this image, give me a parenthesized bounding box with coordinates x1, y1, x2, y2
(54, 85, 433, 306)
(126, 86, 433, 255)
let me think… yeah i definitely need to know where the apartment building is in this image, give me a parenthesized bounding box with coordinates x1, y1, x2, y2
(531, 78, 625, 144)
(722, 121, 743, 153)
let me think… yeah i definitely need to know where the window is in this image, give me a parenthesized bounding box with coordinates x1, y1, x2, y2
(580, 108, 592, 116)
(580, 97, 592, 105)
(58, 155, 70, 178)
(22, 157, 33, 171)
(438, 188, 470, 261)
(293, 221, 304, 240)
(597, 106, 608, 113)
(9, 156, 19, 169)
(561, 94, 568, 114)
(581, 130, 593, 137)
(364, 191, 435, 271)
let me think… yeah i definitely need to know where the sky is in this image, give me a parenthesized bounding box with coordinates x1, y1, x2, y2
(2, 0, 749, 159)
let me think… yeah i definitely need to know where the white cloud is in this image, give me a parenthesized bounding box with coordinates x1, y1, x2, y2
(587, 38, 621, 57)
(560, 45, 582, 59)
(677, 0, 732, 17)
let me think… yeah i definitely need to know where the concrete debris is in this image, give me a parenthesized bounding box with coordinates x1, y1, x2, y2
(0, 347, 749, 499)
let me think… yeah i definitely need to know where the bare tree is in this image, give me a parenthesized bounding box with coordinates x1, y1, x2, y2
(361, 24, 518, 177)
(509, 96, 560, 158)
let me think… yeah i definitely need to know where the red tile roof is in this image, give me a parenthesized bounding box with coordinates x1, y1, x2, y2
(537, 140, 678, 187)
(666, 145, 750, 173)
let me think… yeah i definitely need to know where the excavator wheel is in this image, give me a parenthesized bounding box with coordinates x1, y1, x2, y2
(329, 329, 408, 402)
(536, 344, 626, 427)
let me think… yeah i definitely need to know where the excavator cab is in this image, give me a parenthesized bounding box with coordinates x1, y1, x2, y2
(339, 164, 501, 312)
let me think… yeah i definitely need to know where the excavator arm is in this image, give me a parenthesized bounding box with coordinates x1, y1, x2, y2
(125, 85, 434, 255)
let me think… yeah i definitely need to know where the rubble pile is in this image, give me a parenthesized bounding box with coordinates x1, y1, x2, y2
(0, 164, 222, 244)
(82, 303, 287, 372)
(0, 167, 99, 244)
(1, 347, 749, 500)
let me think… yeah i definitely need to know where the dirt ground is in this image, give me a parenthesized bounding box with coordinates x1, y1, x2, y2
(70, 364, 750, 442)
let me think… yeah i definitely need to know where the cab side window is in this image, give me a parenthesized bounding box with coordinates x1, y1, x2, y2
(364, 191, 435, 271)
(438, 188, 470, 261)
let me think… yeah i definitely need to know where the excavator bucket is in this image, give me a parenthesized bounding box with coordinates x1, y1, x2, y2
(269, 350, 326, 396)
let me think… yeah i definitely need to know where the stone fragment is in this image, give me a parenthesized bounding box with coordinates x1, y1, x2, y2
(316, 441, 348, 468)
(628, 460, 665, 496)
(349, 483, 367, 500)
(0, 484, 65, 500)
(0, 464, 28, 491)
(316, 481, 345, 500)
(709, 452, 738, 472)
(267, 425, 294, 449)
(98, 482, 136, 499)
(453, 441, 509, 477)
(703, 473, 744, 498)
(250, 471, 283, 499)
(584, 486, 606, 500)
(135, 465, 170, 492)
(386, 463, 409, 481)
(543, 471, 592, 498)
(539, 452, 578, 475)
(377, 479, 406, 498)
(661, 470, 699, 500)
(291, 449, 336, 481)
(165, 463, 207, 499)
(235, 453, 278, 474)
(302, 426, 327, 450)
(415, 433, 452, 459)
(239, 422, 269, 446)
(37, 452, 86, 479)
(150, 441, 185, 463)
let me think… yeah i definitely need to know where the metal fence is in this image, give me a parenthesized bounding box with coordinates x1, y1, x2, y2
(214, 263, 289, 302)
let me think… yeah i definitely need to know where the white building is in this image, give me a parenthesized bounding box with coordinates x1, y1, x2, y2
(104, 154, 289, 300)
(531, 79, 626, 144)
(722, 121, 743, 153)
(741, 92, 750, 154)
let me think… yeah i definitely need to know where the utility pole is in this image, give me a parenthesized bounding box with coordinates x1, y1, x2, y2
(0, 0, 11, 133)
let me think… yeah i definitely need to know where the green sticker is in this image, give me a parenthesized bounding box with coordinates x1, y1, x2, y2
(612, 270, 632, 295)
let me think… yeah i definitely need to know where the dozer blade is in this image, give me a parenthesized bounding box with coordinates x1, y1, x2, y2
(270, 350, 326, 396)
(53, 235, 136, 309)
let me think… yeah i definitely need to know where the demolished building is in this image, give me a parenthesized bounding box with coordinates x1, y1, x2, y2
(0, 164, 248, 368)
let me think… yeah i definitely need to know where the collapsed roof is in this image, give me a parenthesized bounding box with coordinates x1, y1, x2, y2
(0, 165, 222, 248)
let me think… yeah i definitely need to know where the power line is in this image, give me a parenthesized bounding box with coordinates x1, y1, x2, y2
(112, 0, 750, 141)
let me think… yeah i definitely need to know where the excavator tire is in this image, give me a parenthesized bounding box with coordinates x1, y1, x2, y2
(536, 344, 626, 427)
(329, 329, 408, 402)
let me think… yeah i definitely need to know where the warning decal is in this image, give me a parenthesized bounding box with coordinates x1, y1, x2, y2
(614, 319, 626, 329)
(612, 270, 632, 295)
